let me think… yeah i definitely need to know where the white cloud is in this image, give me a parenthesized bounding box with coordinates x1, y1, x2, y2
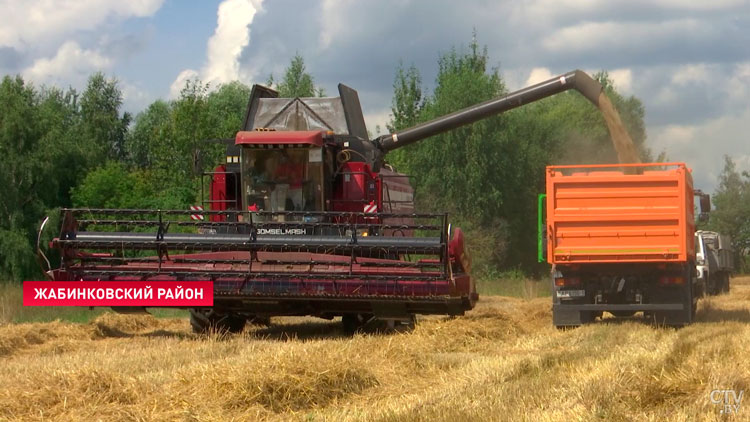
(169, 0, 263, 98)
(0, 0, 164, 50)
(1, 0, 164, 110)
(318, 0, 351, 50)
(726, 61, 750, 105)
(169, 69, 199, 99)
(363, 108, 392, 136)
(121, 81, 156, 115)
(525, 67, 554, 86)
(671, 63, 712, 85)
(520, 0, 744, 24)
(651, 124, 696, 148)
(608, 68, 632, 93)
(23, 41, 111, 87)
(542, 19, 704, 53)
(650, 106, 750, 192)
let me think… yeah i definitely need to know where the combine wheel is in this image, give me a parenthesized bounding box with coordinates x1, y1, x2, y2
(341, 313, 373, 335)
(248, 316, 272, 327)
(190, 309, 247, 334)
(387, 314, 417, 332)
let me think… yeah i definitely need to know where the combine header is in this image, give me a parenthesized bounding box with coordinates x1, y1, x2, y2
(43, 70, 605, 333)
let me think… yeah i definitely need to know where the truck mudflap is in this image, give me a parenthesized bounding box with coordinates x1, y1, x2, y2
(552, 302, 693, 327)
(553, 303, 685, 312)
(553, 292, 697, 326)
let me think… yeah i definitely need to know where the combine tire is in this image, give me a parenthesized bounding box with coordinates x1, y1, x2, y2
(248, 316, 272, 327)
(341, 313, 373, 335)
(190, 309, 246, 334)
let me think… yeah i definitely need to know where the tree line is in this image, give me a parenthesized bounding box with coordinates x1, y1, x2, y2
(0, 39, 744, 281)
(706, 156, 750, 272)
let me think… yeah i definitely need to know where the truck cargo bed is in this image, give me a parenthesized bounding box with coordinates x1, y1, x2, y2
(545, 163, 695, 264)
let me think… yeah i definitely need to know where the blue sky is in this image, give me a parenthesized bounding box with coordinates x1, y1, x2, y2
(1, 0, 749, 192)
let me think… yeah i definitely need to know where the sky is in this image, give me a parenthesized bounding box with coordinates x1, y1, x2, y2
(1, 0, 749, 193)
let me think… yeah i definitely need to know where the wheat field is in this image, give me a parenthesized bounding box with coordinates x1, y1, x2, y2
(1, 278, 749, 421)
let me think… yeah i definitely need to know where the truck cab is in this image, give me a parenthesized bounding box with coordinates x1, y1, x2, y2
(696, 230, 733, 295)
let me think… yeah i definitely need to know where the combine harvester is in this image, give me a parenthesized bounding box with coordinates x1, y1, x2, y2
(42, 70, 607, 333)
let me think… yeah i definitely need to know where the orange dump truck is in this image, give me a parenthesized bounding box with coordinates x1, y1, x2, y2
(540, 163, 699, 327)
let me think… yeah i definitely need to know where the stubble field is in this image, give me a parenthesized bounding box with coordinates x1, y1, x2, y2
(0, 278, 749, 421)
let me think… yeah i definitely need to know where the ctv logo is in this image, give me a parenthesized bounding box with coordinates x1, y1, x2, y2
(710, 389, 743, 414)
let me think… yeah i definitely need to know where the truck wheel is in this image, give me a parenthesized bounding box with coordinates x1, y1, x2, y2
(720, 273, 730, 294)
(190, 309, 247, 334)
(707, 275, 719, 296)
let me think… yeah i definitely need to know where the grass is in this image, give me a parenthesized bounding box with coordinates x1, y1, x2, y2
(475, 270, 551, 298)
(0, 277, 748, 420)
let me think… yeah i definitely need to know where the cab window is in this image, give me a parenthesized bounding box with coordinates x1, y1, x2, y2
(241, 147, 324, 220)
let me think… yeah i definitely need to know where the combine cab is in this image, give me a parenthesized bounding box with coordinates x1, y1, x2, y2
(43, 70, 606, 333)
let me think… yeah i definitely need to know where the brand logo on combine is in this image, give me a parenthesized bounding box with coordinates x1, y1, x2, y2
(257, 228, 306, 235)
(710, 389, 743, 414)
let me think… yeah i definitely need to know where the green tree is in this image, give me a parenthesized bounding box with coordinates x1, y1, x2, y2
(71, 162, 196, 210)
(206, 81, 252, 137)
(125, 99, 171, 168)
(273, 54, 321, 98)
(388, 63, 423, 132)
(0, 76, 84, 279)
(88, 78, 254, 215)
(79, 72, 131, 161)
(36, 86, 84, 207)
(0, 76, 43, 280)
(709, 155, 750, 271)
(388, 40, 515, 271)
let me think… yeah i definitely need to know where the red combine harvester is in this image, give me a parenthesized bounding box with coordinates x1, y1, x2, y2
(42, 70, 604, 333)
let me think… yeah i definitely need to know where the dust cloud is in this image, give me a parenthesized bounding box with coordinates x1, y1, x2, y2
(597, 92, 641, 164)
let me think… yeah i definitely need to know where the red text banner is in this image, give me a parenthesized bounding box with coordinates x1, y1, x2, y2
(23, 281, 214, 307)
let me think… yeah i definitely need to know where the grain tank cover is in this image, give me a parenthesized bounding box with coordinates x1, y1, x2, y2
(251, 97, 349, 133)
(545, 162, 695, 264)
(243, 83, 369, 138)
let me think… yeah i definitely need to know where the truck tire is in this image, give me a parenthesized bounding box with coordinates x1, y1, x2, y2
(190, 309, 246, 334)
(720, 273, 730, 294)
(707, 274, 720, 296)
